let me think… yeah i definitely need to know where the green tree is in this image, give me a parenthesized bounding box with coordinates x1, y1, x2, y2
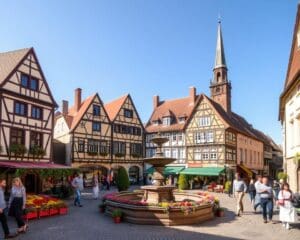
(277, 172, 288, 181)
(116, 167, 130, 192)
(178, 174, 189, 190)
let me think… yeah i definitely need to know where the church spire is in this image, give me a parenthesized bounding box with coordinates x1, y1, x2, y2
(214, 20, 227, 69)
(210, 19, 231, 113)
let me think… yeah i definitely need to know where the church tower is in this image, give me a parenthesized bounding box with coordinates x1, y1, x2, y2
(210, 20, 232, 113)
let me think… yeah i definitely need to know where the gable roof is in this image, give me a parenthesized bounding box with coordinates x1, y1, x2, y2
(279, 4, 300, 120)
(0, 48, 31, 84)
(104, 95, 128, 121)
(56, 94, 98, 132)
(0, 47, 58, 107)
(145, 96, 198, 133)
(284, 4, 300, 90)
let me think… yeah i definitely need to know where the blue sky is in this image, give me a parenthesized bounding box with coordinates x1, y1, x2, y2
(0, 0, 298, 144)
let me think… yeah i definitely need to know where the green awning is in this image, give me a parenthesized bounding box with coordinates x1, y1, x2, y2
(180, 167, 225, 176)
(164, 166, 185, 175)
(146, 166, 185, 175)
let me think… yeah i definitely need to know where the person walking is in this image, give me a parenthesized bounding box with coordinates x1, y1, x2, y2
(72, 173, 84, 207)
(258, 176, 274, 223)
(254, 175, 262, 212)
(277, 183, 297, 230)
(233, 173, 247, 217)
(0, 177, 17, 239)
(92, 174, 99, 200)
(8, 177, 28, 233)
(248, 179, 256, 205)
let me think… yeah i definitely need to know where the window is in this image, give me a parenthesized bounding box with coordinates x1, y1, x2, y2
(100, 141, 109, 154)
(124, 109, 133, 118)
(240, 148, 243, 162)
(20, 74, 39, 91)
(172, 149, 178, 158)
(31, 106, 42, 119)
(178, 117, 186, 123)
(178, 134, 183, 142)
(30, 131, 43, 148)
(164, 149, 171, 158)
(10, 128, 25, 145)
(131, 143, 142, 156)
(88, 139, 100, 153)
(179, 149, 184, 159)
(250, 150, 253, 164)
(202, 153, 209, 160)
(207, 132, 214, 143)
(93, 105, 101, 116)
(194, 149, 201, 160)
(113, 142, 126, 155)
(245, 149, 247, 163)
(30, 77, 38, 91)
(14, 101, 27, 116)
(172, 134, 177, 142)
(92, 122, 101, 132)
(78, 139, 85, 152)
(226, 148, 236, 161)
(21, 74, 29, 88)
(114, 124, 120, 133)
(199, 116, 211, 127)
(153, 120, 159, 125)
(210, 148, 217, 160)
(163, 117, 171, 126)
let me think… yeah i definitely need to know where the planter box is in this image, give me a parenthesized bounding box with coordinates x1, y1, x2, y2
(59, 207, 68, 215)
(49, 208, 59, 216)
(24, 211, 38, 220)
(113, 217, 121, 224)
(39, 209, 50, 218)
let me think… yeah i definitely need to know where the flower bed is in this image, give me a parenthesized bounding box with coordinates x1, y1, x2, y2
(102, 191, 219, 215)
(25, 195, 68, 220)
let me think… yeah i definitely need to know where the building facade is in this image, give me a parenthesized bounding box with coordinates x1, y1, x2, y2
(54, 91, 144, 184)
(145, 21, 273, 180)
(0, 48, 58, 192)
(105, 94, 144, 183)
(279, 4, 300, 192)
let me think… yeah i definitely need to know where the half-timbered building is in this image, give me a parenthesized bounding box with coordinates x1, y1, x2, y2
(146, 21, 277, 181)
(54, 89, 111, 184)
(0, 48, 59, 192)
(279, 4, 300, 192)
(104, 94, 144, 183)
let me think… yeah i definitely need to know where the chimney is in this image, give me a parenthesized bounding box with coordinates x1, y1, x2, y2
(74, 88, 82, 112)
(189, 86, 196, 103)
(153, 95, 160, 109)
(62, 100, 69, 115)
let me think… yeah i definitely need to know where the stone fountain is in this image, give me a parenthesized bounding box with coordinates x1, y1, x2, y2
(103, 134, 215, 225)
(141, 135, 176, 204)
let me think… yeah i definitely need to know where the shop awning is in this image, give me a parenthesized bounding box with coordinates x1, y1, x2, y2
(180, 167, 225, 176)
(0, 161, 72, 169)
(238, 164, 253, 178)
(146, 166, 185, 175)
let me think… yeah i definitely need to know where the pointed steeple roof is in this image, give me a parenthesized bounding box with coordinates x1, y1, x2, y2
(214, 20, 227, 69)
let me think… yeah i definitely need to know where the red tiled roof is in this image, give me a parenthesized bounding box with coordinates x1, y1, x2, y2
(104, 95, 128, 121)
(56, 94, 96, 131)
(146, 93, 274, 145)
(145, 96, 197, 133)
(284, 4, 300, 90)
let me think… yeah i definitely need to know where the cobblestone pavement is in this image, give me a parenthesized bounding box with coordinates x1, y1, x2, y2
(1, 187, 299, 240)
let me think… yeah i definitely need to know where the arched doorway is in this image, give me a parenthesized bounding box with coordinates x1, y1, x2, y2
(129, 166, 140, 185)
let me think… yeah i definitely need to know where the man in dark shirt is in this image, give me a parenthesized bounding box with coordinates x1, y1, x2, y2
(0, 177, 17, 239)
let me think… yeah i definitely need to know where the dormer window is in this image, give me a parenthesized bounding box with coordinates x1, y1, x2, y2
(178, 117, 186, 123)
(163, 117, 171, 126)
(153, 120, 159, 126)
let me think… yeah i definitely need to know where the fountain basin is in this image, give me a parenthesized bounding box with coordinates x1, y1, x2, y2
(103, 191, 215, 226)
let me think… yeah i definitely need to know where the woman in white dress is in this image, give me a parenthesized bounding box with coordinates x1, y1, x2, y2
(277, 183, 297, 230)
(92, 174, 99, 200)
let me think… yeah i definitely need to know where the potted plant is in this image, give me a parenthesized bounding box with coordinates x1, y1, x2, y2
(112, 209, 122, 223)
(98, 203, 106, 213)
(215, 207, 225, 217)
